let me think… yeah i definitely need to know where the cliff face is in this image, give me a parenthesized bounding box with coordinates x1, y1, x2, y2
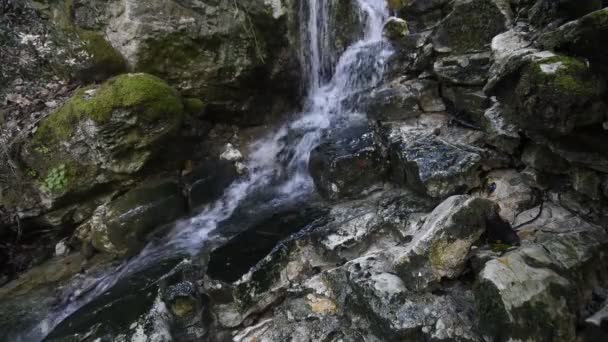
(1, 1, 608, 341)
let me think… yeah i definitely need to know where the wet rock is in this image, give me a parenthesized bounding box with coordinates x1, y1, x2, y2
(480, 99, 521, 153)
(571, 167, 601, 200)
(522, 143, 570, 175)
(21, 74, 185, 208)
(432, 0, 507, 54)
(476, 203, 608, 342)
(388, 127, 482, 198)
(383, 17, 409, 41)
(393, 195, 496, 290)
(76, 179, 186, 255)
(433, 51, 492, 86)
(309, 124, 389, 201)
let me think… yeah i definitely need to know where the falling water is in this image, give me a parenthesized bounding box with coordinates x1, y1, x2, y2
(17, 1, 393, 340)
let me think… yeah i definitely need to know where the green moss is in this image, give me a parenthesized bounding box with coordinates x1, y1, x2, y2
(490, 243, 512, 253)
(34, 73, 184, 145)
(532, 55, 603, 97)
(183, 98, 205, 115)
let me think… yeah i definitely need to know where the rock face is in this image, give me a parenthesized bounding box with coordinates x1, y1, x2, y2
(104, 0, 300, 124)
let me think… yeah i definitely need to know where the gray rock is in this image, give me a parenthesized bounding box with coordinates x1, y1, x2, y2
(393, 195, 496, 290)
(481, 99, 521, 153)
(431, 0, 507, 54)
(477, 203, 608, 341)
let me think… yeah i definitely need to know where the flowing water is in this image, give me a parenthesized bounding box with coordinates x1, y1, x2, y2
(16, 1, 393, 340)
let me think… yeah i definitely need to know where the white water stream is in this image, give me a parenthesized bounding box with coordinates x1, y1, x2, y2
(18, 1, 393, 340)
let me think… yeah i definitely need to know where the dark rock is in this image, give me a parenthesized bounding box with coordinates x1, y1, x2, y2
(309, 124, 389, 201)
(383, 17, 409, 41)
(388, 129, 482, 198)
(480, 99, 521, 153)
(522, 143, 570, 175)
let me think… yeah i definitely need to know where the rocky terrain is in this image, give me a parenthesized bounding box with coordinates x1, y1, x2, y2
(1, 0, 608, 341)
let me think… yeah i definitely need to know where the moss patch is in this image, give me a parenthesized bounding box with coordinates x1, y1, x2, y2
(532, 56, 603, 97)
(183, 98, 205, 115)
(77, 30, 127, 80)
(34, 73, 184, 145)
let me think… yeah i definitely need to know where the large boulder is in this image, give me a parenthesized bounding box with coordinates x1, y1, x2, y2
(394, 195, 496, 290)
(431, 0, 507, 54)
(387, 124, 482, 198)
(508, 54, 606, 135)
(475, 203, 608, 342)
(21, 73, 184, 207)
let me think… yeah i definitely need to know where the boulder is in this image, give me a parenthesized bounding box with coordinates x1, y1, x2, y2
(309, 124, 389, 201)
(431, 0, 507, 54)
(476, 203, 608, 342)
(388, 127, 482, 198)
(394, 195, 496, 290)
(22, 73, 185, 207)
(383, 17, 410, 41)
(76, 179, 186, 255)
(498, 53, 606, 135)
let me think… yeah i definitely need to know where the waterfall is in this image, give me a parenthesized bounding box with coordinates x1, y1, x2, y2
(17, 1, 393, 340)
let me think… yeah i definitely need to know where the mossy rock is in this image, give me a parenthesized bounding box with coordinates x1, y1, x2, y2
(23, 73, 184, 202)
(514, 55, 606, 135)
